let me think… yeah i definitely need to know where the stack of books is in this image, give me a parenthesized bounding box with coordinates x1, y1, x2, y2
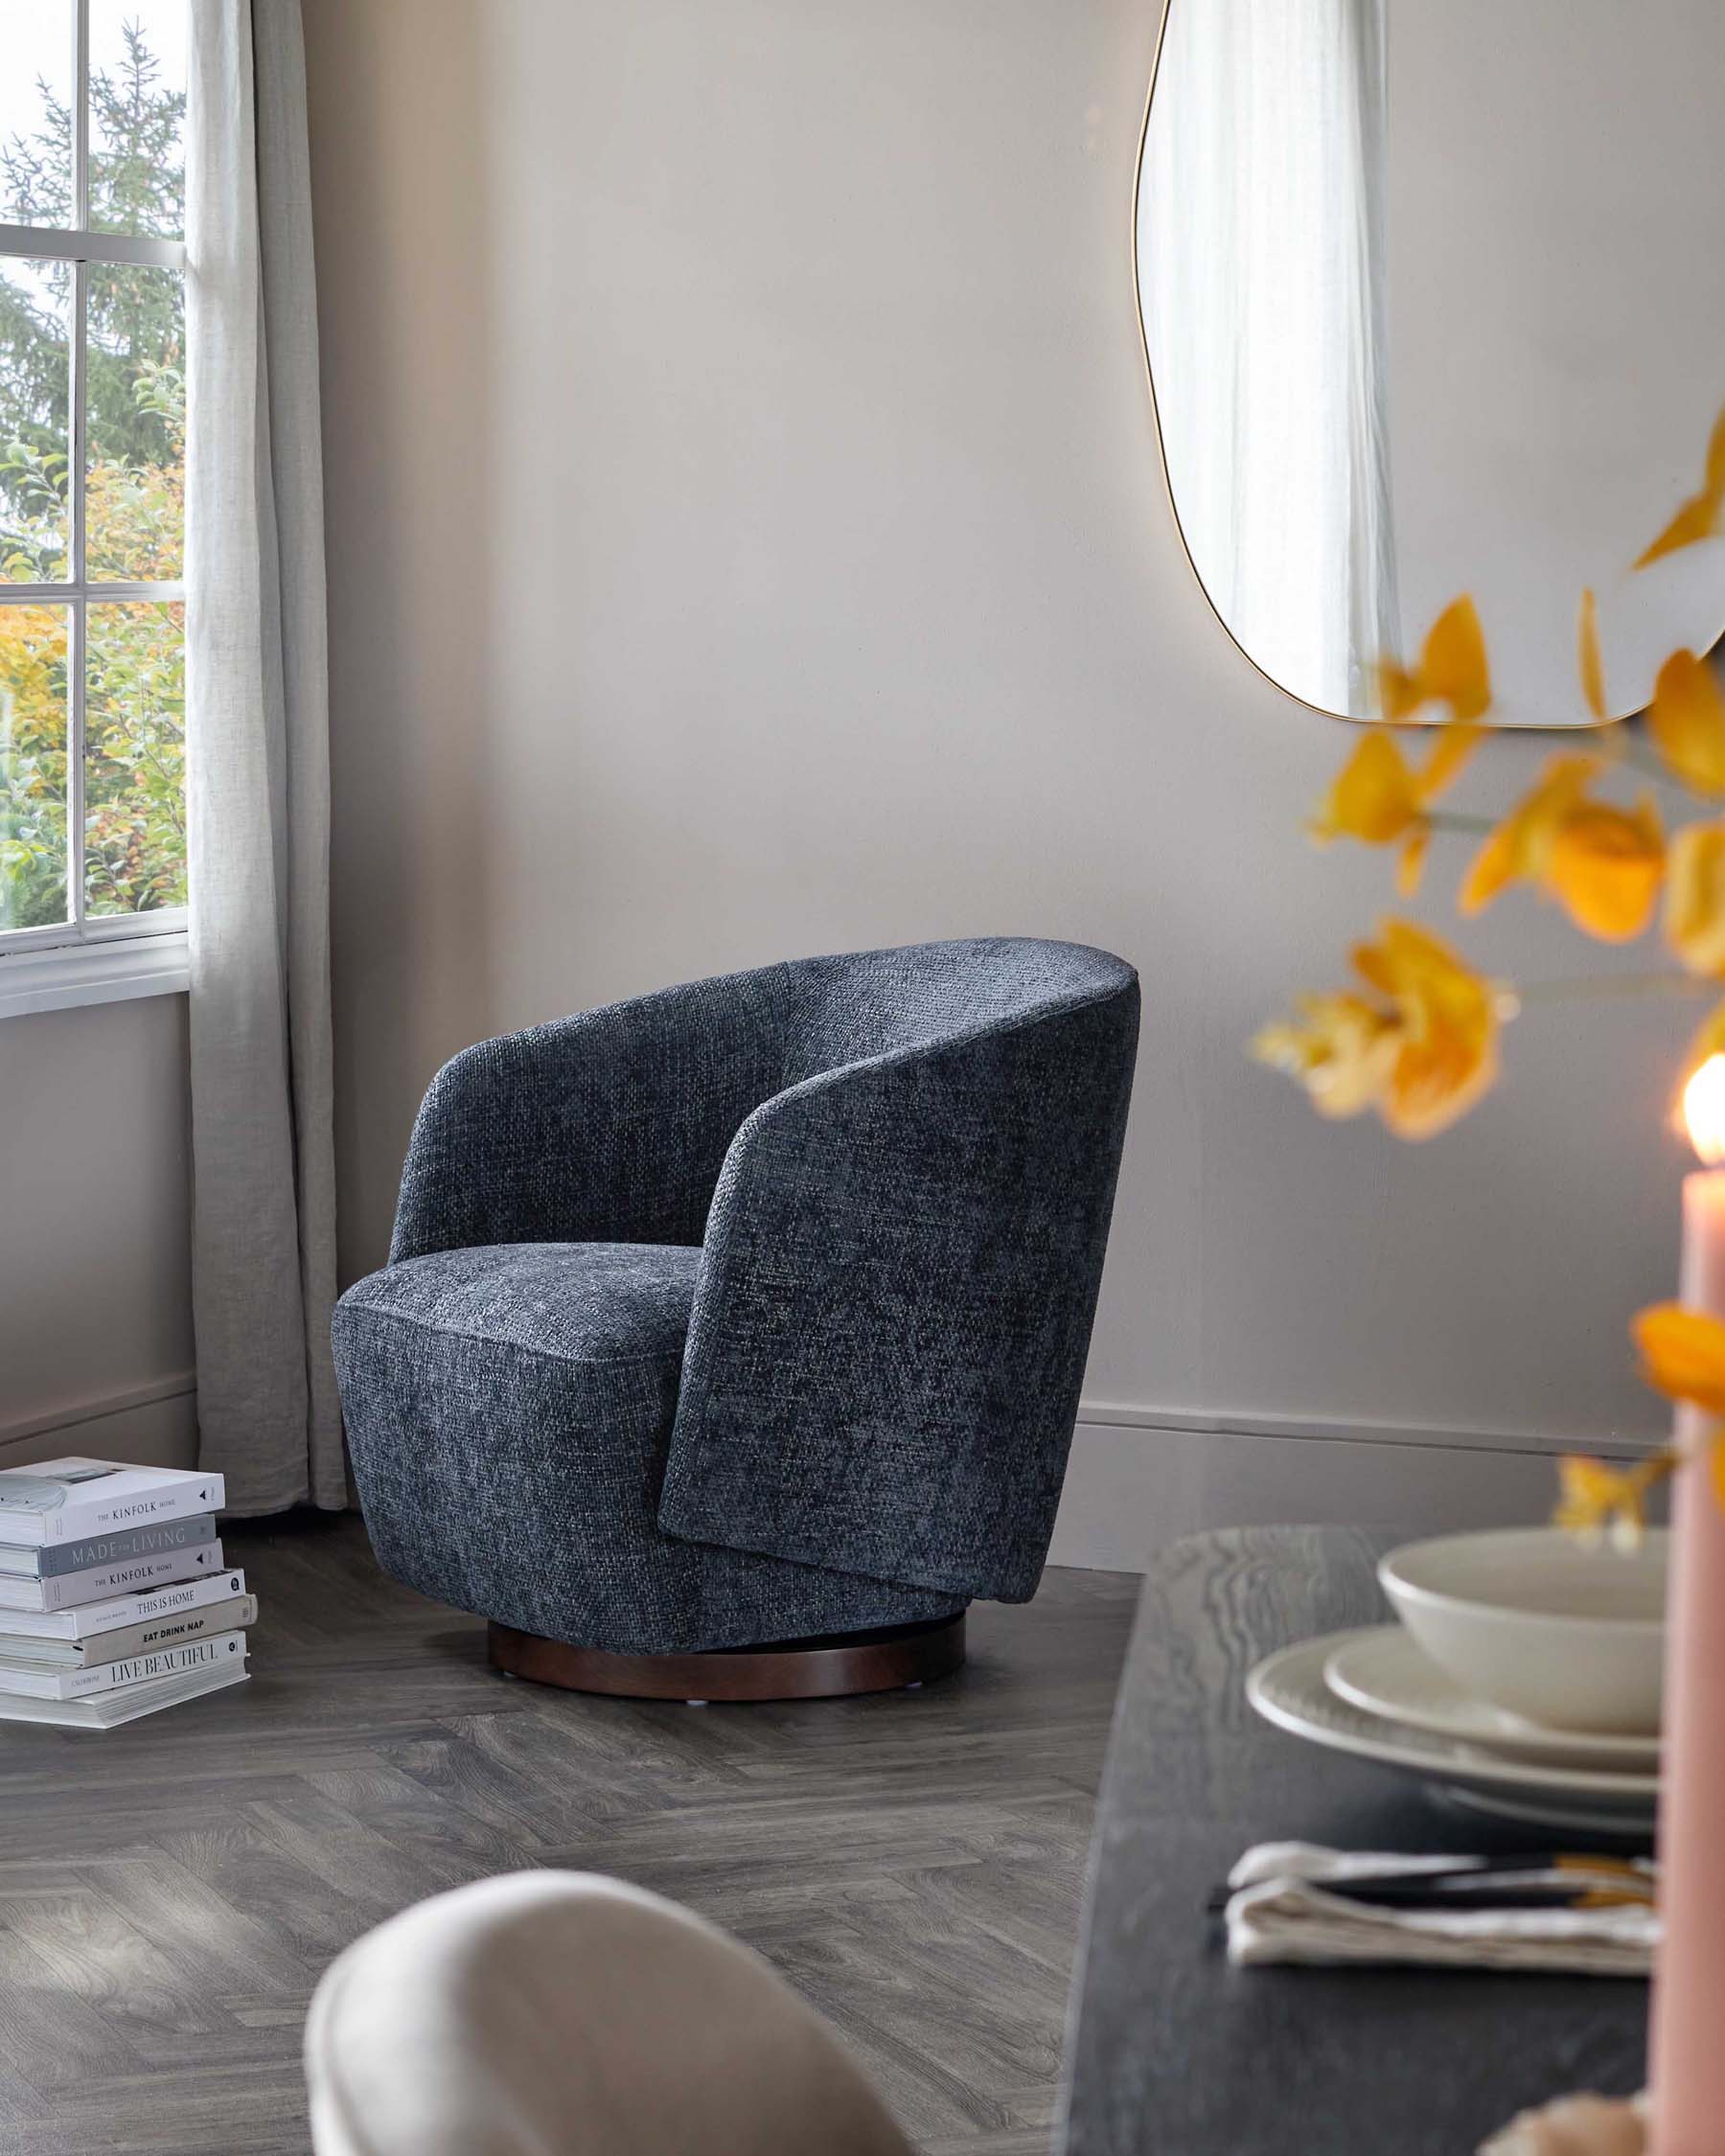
(0, 1457, 252, 1728)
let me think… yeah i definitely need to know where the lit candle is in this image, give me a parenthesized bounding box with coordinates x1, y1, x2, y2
(1649, 1054, 1725, 2156)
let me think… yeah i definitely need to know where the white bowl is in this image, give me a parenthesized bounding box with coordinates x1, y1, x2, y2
(1378, 1527, 1668, 1735)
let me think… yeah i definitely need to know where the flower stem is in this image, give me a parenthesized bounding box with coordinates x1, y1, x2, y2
(1504, 971, 1712, 1014)
(1613, 728, 1713, 806)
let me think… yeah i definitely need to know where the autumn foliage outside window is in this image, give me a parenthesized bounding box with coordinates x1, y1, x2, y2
(0, 7, 186, 935)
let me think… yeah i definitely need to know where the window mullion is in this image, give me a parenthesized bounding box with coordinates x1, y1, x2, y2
(70, 261, 86, 591)
(73, 1, 90, 229)
(68, 598, 86, 931)
(65, 1, 91, 933)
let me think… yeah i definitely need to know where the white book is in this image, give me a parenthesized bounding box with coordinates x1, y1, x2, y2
(0, 1568, 246, 1641)
(0, 1631, 247, 1700)
(0, 1595, 256, 1668)
(0, 1458, 224, 1548)
(0, 1657, 248, 1729)
(0, 1539, 226, 1614)
(0, 1512, 217, 1578)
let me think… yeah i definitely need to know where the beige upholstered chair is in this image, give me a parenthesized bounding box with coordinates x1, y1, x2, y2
(304, 1871, 912, 2156)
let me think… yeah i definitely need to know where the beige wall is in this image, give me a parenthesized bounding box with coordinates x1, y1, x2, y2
(0, 0, 1684, 1544)
(0, 995, 195, 1464)
(300, 0, 1684, 1558)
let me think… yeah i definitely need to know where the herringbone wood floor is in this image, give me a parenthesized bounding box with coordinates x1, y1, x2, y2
(0, 1514, 1137, 2156)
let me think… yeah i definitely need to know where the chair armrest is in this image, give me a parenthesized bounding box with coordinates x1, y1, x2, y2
(659, 975, 1139, 1601)
(389, 970, 783, 1262)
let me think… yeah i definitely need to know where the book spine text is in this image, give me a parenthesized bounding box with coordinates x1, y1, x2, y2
(76, 1595, 257, 1667)
(38, 1542, 227, 1612)
(33, 1514, 218, 1580)
(41, 1475, 224, 1545)
(58, 1631, 247, 1698)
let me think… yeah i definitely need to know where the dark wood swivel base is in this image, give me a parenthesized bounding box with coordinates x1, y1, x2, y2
(488, 1612, 967, 1702)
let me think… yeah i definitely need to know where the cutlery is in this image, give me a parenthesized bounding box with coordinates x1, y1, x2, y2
(1206, 1853, 1655, 1915)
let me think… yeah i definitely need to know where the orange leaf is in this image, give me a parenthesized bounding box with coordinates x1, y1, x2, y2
(1648, 651, 1725, 794)
(1417, 722, 1480, 801)
(1545, 795, 1664, 942)
(1634, 1302, 1725, 1415)
(1636, 494, 1719, 572)
(1635, 403, 1725, 570)
(1458, 755, 1600, 918)
(1396, 828, 1429, 898)
(1577, 588, 1607, 722)
(1376, 597, 1491, 724)
(1311, 732, 1421, 847)
(1664, 822, 1725, 977)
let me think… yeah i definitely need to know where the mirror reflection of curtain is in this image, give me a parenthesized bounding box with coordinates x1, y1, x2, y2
(1141, 0, 1398, 715)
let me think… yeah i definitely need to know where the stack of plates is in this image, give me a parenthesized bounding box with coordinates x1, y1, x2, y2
(1246, 1528, 1666, 1836)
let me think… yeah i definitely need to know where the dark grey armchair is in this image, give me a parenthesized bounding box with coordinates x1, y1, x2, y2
(334, 938, 1138, 1698)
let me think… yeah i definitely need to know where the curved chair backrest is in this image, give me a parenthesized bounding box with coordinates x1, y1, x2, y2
(305, 1872, 913, 2156)
(775, 938, 1137, 1085)
(661, 938, 1139, 1605)
(391, 937, 1137, 1265)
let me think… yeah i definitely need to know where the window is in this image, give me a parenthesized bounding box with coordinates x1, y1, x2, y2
(0, 0, 189, 1010)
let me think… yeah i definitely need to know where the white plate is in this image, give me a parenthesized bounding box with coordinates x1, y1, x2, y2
(1323, 1627, 1662, 1773)
(1247, 1631, 1659, 1837)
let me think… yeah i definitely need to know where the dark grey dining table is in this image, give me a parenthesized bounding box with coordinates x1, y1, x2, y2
(1059, 1525, 1649, 2154)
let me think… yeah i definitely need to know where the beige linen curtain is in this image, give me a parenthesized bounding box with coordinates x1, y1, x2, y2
(185, 0, 343, 1511)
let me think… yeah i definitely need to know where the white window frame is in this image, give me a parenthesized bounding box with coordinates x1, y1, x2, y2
(0, 0, 189, 1018)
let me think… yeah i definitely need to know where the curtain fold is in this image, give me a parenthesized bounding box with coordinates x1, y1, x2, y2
(1142, 0, 1398, 716)
(185, 0, 343, 1513)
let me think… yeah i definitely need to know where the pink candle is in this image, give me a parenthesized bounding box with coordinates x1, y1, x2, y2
(1649, 1060, 1725, 2156)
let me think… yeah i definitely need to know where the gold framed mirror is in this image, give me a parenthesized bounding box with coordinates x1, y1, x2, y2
(1135, 0, 1725, 727)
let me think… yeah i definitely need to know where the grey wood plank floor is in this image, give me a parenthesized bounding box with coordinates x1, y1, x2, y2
(0, 1515, 1137, 2156)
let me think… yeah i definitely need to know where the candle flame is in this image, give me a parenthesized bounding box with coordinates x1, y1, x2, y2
(1684, 1054, 1725, 1165)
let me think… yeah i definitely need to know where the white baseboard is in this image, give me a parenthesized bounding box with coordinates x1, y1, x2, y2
(0, 1374, 1646, 1571)
(1048, 1413, 1643, 1575)
(0, 1373, 198, 1470)
(1073, 1397, 1664, 1460)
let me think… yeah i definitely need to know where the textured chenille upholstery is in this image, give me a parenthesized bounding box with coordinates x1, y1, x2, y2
(334, 939, 1138, 1655)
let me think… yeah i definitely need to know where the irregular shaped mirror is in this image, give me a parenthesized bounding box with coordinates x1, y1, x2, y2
(1137, 0, 1725, 725)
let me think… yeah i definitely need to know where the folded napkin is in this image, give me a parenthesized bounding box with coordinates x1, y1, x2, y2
(1225, 1844, 1657, 1977)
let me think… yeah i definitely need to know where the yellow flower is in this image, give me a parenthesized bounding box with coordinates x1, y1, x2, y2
(1634, 403, 1725, 570)
(1253, 919, 1499, 1140)
(1634, 1301, 1725, 1511)
(1546, 798, 1666, 941)
(1252, 993, 1401, 1122)
(1647, 650, 1725, 795)
(1460, 755, 1594, 913)
(1553, 1453, 1675, 1549)
(1376, 596, 1491, 723)
(1353, 921, 1501, 1137)
(1460, 754, 1663, 942)
(1308, 723, 1478, 895)
(1635, 1302, 1725, 1414)
(1577, 587, 1608, 722)
(1665, 822, 1725, 975)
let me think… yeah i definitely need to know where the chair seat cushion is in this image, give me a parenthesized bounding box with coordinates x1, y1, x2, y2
(333, 1242, 967, 1654)
(341, 1241, 702, 1365)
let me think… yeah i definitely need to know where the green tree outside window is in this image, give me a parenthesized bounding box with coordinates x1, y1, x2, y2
(0, 18, 186, 930)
